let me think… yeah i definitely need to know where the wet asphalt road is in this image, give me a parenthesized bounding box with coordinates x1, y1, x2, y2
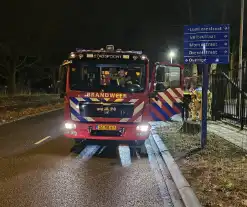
(0, 110, 183, 207)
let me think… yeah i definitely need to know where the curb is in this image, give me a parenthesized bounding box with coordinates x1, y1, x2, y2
(0, 107, 63, 127)
(151, 130, 202, 207)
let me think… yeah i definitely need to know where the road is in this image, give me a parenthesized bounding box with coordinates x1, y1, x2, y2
(0, 110, 183, 207)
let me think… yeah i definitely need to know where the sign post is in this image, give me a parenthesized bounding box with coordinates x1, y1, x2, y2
(184, 24, 230, 149)
(201, 64, 209, 148)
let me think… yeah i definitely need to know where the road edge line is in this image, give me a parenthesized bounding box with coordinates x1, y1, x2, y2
(35, 136, 51, 145)
(0, 107, 63, 127)
(151, 130, 202, 207)
(148, 136, 184, 207)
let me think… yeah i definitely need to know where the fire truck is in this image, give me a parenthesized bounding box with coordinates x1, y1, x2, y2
(150, 62, 184, 121)
(58, 45, 183, 147)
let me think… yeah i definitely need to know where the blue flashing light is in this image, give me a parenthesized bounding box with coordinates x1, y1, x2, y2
(106, 45, 114, 51)
(75, 47, 143, 55)
(132, 51, 143, 55)
(76, 48, 89, 52)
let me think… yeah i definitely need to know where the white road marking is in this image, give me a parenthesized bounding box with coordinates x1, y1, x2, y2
(145, 139, 174, 206)
(118, 145, 132, 167)
(98, 146, 107, 155)
(77, 145, 101, 160)
(35, 136, 51, 145)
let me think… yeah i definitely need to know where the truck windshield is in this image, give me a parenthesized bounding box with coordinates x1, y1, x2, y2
(69, 61, 146, 93)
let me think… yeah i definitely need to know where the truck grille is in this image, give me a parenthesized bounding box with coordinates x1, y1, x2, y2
(79, 102, 134, 118)
(90, 130, 122, 137)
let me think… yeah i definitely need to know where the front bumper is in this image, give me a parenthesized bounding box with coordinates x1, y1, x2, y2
(63, 122, 150, 141)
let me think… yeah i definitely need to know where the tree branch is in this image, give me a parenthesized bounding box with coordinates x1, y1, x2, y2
(0, 63, 6, 69)
(16, 57, 40, 72)
(0, 73, 7, 79)
(16, 56, 28, 69)
(26, 58, 40, 68)
(0, 63, 10, 76)
(34, 74, 51, 82)
(187, 0, 193, 24)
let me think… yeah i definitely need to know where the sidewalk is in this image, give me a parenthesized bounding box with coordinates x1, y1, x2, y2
(208, 121, 247, 151)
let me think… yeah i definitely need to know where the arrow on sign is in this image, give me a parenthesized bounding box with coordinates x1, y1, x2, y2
(224, 50, 228, 54)
(185, 59, 188, 62)
(224, 26, 229, 30)
(224, 42, 228, 46)
(224, 35, 228, 38)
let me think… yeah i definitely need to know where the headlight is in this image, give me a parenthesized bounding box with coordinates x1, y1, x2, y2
(70, 52, 76, 58)
(64, 122, 76, 130)
(136, 124, 150, 132)
(141, 55, 146, 60)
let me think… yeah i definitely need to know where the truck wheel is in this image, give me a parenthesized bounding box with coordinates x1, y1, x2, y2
(135, 141, 147, 156)
(74, 139, 84, 145)
(70, 139, 84, 153)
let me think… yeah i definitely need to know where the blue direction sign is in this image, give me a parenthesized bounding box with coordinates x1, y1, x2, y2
(184, 24, 230, 64)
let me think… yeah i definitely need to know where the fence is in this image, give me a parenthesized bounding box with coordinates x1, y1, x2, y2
(211, 71, 247, 129)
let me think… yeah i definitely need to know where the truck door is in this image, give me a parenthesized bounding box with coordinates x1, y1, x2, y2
(150, 64, 183, 121)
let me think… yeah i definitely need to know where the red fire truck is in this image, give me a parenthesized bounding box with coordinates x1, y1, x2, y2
(58, 45, 183, 147)
(149, 62, 184, 121)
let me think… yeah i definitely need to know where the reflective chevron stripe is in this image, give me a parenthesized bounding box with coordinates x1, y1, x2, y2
(69, 97, 144, 123)
(151, 88, 183, 121)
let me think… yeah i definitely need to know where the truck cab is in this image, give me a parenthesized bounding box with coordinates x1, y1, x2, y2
(59, 45, 151, 144)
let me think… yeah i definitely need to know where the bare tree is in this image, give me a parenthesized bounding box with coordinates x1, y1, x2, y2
(0, 43, 40, 95)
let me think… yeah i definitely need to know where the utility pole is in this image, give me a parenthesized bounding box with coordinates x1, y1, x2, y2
(239, 0, 244, 81)
(187, 0, 193, 24)
(238, 0, 244, 117)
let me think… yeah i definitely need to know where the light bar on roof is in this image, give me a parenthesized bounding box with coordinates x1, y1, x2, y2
(126, 50, 143, 55)
(70, 52, 76, 58)
(132, 51, 143, 55)
(62, 60, 72, 66)
(76, 48, 90, 52)
(106, 45, 114, 51)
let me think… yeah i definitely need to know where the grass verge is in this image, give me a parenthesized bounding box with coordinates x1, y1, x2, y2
(161, 131, 247, 207)
(1, 102, 63, 123)
(0, 94, 60, 106)
(0, 94, 63, 124)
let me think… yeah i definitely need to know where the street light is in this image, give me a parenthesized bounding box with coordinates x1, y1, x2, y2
(168, 51, 176, 64)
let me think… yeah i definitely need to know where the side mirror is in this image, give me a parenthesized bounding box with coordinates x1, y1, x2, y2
(155, 66, 165, 82)
(155, 75, 163, 82)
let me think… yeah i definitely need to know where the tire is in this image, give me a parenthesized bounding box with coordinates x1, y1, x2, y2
(70, 139, 84, 153)
(74, 139, 84, 145)
(135, 140, 145, 146)
(135, 140, 147, 156)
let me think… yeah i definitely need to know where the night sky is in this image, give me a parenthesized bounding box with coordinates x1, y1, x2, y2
(1, 0, 246, 63)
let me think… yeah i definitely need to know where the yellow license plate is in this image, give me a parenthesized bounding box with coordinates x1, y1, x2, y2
(96, 125, 117, 130)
